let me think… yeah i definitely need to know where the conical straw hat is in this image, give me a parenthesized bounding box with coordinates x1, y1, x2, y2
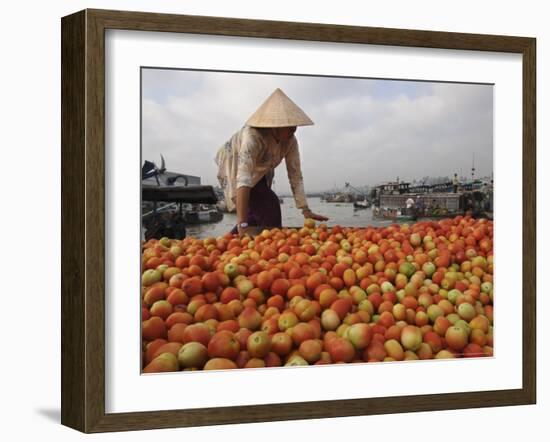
(245, 88, 314, 128)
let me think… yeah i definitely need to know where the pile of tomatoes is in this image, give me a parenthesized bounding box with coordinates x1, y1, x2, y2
(141, 216, 493, 373)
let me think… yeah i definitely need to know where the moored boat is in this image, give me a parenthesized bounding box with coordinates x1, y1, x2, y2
(353, 201, 371, 210)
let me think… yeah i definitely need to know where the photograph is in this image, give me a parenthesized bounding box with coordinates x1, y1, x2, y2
(140, 68, 494, 373)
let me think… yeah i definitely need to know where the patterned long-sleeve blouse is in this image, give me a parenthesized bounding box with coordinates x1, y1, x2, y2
(215, 126, 309, 213)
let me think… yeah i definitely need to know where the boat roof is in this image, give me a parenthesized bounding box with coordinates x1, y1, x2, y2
(142, 185, 218, 204)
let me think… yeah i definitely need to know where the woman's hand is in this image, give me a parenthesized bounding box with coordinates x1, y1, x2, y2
(303, 209, 329, 222)
(237, 225, 258, 237)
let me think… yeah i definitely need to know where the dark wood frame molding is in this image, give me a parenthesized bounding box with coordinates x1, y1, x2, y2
(61, 9, 536, 433)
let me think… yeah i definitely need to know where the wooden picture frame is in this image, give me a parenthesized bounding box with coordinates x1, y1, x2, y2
(61, 8, 536, 433)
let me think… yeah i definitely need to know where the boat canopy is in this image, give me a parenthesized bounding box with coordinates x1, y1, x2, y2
(142, 185, 218, 204)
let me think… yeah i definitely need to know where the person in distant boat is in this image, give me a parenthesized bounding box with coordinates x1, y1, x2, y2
(215, 88, 328, 236)
(430, 199, 441, 215)
(415, 195, 424, 216)
(453, 173, 459, 193)
(405, 197, 415, 215)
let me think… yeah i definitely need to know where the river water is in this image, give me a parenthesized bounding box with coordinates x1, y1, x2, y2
(185, 196, 399, 239)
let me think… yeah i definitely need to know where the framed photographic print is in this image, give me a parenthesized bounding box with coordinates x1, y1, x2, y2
(61, 9, 536, 433)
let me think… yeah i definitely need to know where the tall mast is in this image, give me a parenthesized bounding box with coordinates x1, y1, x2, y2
(471, 153, 476, 181)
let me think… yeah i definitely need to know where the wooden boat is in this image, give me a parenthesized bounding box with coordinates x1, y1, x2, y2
(141, 184, 221, 240)
(353, 201, 371, 210)
(372, 207, 416, 222)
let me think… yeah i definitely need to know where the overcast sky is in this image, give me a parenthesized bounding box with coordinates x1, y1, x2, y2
(142, 69, 493, 194)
